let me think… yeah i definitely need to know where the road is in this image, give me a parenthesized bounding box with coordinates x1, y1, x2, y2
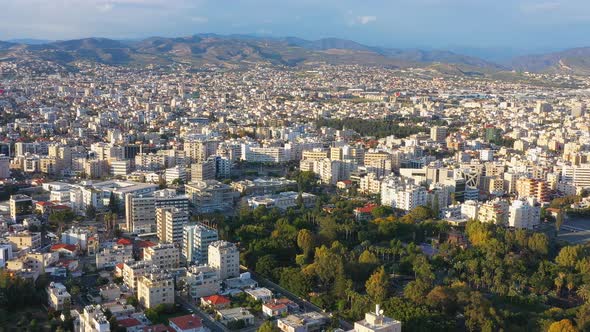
(240, 265, 354, 330)
(176, 294, 229, 332)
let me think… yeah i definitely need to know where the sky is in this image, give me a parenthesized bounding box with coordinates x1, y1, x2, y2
(1, 0, 589, 55)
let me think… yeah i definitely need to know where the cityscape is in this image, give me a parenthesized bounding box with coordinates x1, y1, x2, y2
(3, 2, 590, 332)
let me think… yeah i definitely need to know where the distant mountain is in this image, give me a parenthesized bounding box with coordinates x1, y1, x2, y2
(511, 47, 590, 75)
(0, 34, 507, 73)
(7, 38, 52, 45)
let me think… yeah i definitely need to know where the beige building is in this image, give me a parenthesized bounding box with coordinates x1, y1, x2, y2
(8, 231, 41, 251)
(143, 243, 180, 270)
(125, 194, 156, 234)
(47, 282, 71, 311)
(190, 160, 216, 182)
(183, 265, 221, 300)
(123, 260, 154, 293)
(156, 207, 188, 244)
(137, 270, 175, 309)
(208, 240, 239, 280)
(95, 243, 133, 269)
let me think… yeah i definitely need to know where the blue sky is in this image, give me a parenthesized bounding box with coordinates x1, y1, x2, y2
(0, 0, 589, 53)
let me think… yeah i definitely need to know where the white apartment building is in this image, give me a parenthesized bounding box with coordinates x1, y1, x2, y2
(562, 164, 590, 189)
(110, 160, 131, 176)
(183, 224, 219, 264)
(508, 197, 541, 230)
(247, 191, 317, 210)
(165, 165, 187, 184)
(184, 265, 221, 299)
(47, 282, 71, 311)
(380, 176, 427, 211)
(208, 241, 240, 280)
(77, 305, 110, 332)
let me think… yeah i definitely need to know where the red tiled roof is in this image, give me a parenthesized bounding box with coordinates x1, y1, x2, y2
(169, 314, 203, 330)
(36, 201, 54, 206)
(264, 302, 287, 311)
(137, 240, 157, 248)
(116, 263, 124, 270)
(203, 294, 230, 305)
(117, 238, 133, 246)
(355, 203, 378, 214)
(50, 243, 77, 252)
(118, 318, 142, 328)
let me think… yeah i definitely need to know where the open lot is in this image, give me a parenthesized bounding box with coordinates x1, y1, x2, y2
(557, 216, 590, 244)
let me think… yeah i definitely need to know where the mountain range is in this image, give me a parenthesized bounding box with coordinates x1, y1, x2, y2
(1, 34, 590, 75)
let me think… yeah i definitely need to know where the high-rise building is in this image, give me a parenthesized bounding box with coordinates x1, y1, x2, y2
(208, 240, 239, 280)
(0, 154, 10, 179)
(183, 224, 219, 264)
(156, 207, 189, 244)
(430, 126, 448, 143)
(190, 160, 216, 182)
(125, 194, 156, 234)
(9, 194, 33, 222)
(125, 189, 189, 234)
(515, 178, 550, 202)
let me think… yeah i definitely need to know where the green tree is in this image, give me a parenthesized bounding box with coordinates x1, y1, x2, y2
(372, 206, 393, 219)
(556, 246, 582, 269)
(126, 296, 139, 306)
(528, 232, 549, 256)
(359, 250, 380, 266)
(258, 321, 280, 332)
(366, 266, 390, 304)
(548, 319, 578, 332)
(85, 205, 97, 220)
(256, 255, 278, 278)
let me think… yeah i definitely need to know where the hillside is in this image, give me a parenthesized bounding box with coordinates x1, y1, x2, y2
(511, 47, 590, 75)
(0, 35, 503, 72)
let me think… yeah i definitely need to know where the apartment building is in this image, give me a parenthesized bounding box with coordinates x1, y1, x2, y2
(182, 223, 218, 264)
(208, 240, 240, 280)
(156, 207, 188, 244)
(144, 243, 180, 270)
(47, 282, 71, 311)
(137, 270, 175, 309)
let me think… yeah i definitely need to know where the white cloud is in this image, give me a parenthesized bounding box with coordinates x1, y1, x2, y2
(356, 15, 377, 25)
(520, 1, 560, 13)
(97, 3, 114, 12)
(191, 16, 209, 23)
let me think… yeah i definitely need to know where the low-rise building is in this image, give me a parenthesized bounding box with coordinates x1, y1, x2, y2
(169, 314, 204, 332)
(47, 282, 71, 311)
(352, 305, 402, 332)
(216, 307, 255, 327)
